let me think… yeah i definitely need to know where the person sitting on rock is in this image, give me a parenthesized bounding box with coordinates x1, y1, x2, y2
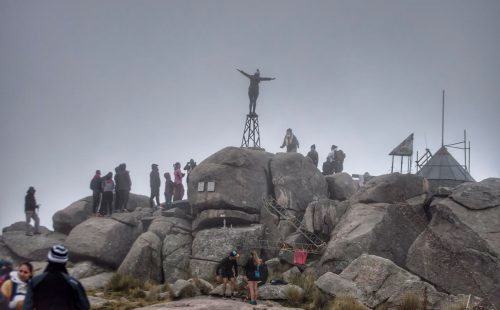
(280, 128, 299, 153)
(215, 250, 239, 300)
(306, 144, 319, 167)
(1, 262, 33, 310)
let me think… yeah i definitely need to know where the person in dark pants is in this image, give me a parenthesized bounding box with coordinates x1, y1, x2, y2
(89, 170, 102, 216)
(280, 128, 299, 152)
(24, 187, 40, 236)
(306, 144, 319, 167)
(237, 69, 275, 115)
(114, 163, 131, 212)
(149, 164, 161, 209)
(100, 172, 114, 217)
(22, 245, 90, 310)
(163, 172, 174, 208)
(215, 250, 239, 300)
(244, 250, 263, 305)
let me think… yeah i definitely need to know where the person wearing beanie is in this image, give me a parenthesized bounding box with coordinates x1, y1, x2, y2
(22, 245, 89, 310)
(24, 187, 40, 236)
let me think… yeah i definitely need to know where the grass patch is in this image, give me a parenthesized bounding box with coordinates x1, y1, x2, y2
(397, 293, 422, 310)
(330, 296, 367, 310)
(284, 286, 304, 307)
(284, 270, 333, 310)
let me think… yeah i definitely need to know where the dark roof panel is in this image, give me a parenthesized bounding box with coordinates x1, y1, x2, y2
(416, 146, 475, 182)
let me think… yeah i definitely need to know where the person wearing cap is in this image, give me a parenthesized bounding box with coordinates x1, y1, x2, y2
(89, 170, 102, 216)
(149, 164, 161, 209)
(24, 187, 40, 236)
(215, 250, 239, 300)
(280, 128, 299, 153)
(22, 245, 89, 310)
(306, 144, 319, 167)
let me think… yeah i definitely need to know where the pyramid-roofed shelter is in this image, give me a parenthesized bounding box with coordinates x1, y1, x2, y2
(416, 146, 475, 190)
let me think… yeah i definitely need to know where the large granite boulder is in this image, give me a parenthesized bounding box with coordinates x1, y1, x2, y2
(271, 152, 328, 212)
(118, 231, 163, 283)
(68, 261, 108, 279)
(1, 230, 66, 261)
(79, 272, 114, 290)
(187, 147, 274, 214)
(190, 225, 263, 280)
(406, 190, 500, 307)
(65, 216, 142, 268)
(148, 216, 192, 240)
(323, 254, 480, 309)
(320, 202, 426, 273)
(2, 222, 50, 234)
(52, 198, 92, 235)
(52, 194, 149, 235)
(303, 199, 349, 239)
(325, 173, 358, 201)
(350, 173, 426, 204)
(163, 233, 192, 282)
(192, 209, 259, 231)
(450, 178, 500, 210)
(171, 279, 201, 298)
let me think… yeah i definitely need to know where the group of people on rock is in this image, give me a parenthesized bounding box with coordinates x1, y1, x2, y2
(89, 163, 132, 217)
(279, 128, 346, 175)
(215, 250, 266, 306)
(90, 159, 197, 217)
(0, 245, 89, 310)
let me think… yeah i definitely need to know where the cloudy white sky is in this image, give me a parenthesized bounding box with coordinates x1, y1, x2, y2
(1, 0, 499, 230)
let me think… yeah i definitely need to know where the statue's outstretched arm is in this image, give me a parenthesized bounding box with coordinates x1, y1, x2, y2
(260, 77, 275, 81)
(237, 69, 251, 78)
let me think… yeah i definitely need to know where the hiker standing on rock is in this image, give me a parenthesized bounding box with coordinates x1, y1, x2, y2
(24, 187, 40, 236)
(215, 251, 239, 300)
(89, 170, 102, 216)
(306, 144, 319, 167)
(163, 172, 174, 207)
(280, 128, 299, 153)
(114, 163, 131, 212)
(149, 164, 161, 209)
(173, 162, 185, 201)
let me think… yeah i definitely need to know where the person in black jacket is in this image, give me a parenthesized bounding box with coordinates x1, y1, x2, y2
(244, 250, 263, 305)
(89, 170, 102, 216)
(237, 69, 275, 115)
(215, 251, 239, 299)
(306, 144, 319, 167)
(22, 245, 90, 310)
(149, 164, 161, 209)
(24, 187, 40, 236)
(114, 163, 131, 212)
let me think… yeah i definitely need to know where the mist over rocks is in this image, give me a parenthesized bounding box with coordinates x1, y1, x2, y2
(1, 146, 499, 308)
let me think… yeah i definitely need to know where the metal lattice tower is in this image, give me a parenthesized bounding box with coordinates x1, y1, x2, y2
(241, 114, 261, 148)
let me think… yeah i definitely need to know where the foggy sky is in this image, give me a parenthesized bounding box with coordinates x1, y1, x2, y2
(1, 0, 499, 230)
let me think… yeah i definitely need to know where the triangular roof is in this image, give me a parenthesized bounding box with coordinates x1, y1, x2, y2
(389, 133, 413, 156)
(416, 146, 475, 181)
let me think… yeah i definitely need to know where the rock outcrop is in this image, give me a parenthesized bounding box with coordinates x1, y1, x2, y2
(325, 172, 358, 201)
(1, 229, 66, 261)
(350, 173, 426, 204)
(407, 179, 500, 307)
(190, 225, 263, 279)
(118, 231, 163, 283)
(65, 216, 142, 268)
(320, 201, 426, 273)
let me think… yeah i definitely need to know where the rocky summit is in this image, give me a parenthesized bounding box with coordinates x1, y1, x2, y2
(1, 147, 499, 309)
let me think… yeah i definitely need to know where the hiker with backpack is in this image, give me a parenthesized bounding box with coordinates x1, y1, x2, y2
(1, 262, 33, 310)
(333, 147, 346, 173)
